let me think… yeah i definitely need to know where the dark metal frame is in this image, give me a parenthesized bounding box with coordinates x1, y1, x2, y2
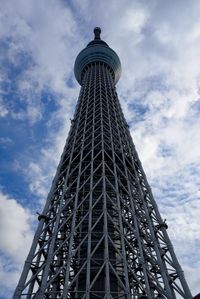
(14, 54, 192, 299)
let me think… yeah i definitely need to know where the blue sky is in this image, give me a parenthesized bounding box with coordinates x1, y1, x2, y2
(0, 0, 200, 298)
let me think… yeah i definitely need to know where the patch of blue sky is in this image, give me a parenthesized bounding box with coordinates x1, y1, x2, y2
(0, 37, 33, 77)
(1, 42, 34, 116)
(65, 74, 77, 88)
(0, 181, 36, 216)
(0, 128, 54, 210)
(127, 100, 149, 124)
(0, 148, 26, 195)
(0, 250, 19, 272)
(189, 98, 200, 116)
(0, 89, 61, 210)
(159, 185, 188, 203)
(0, 290, 11, 299)
(40, 89, 60, 118)
(0, 168, 37, 209)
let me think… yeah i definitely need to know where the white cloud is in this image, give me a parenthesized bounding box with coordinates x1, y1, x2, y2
(0, 0, 82, 125)
(162, 198, 200, 295)
(23, 89, 78, 202)
(184, 261, 200, 295)
(0, 191, 34, 297)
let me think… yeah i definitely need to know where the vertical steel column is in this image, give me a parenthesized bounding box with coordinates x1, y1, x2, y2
(14, 28, 192, 299)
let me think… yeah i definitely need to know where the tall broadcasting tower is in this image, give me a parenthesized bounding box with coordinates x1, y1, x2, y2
(14, 28, 192, 299)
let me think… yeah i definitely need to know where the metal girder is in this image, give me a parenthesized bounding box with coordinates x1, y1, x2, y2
(14, 62, 192, 299)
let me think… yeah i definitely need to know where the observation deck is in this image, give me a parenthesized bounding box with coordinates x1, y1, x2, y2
(74, 27, 121, 85)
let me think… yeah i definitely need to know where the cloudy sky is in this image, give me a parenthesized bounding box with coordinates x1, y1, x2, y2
(0, 0, 200, 298)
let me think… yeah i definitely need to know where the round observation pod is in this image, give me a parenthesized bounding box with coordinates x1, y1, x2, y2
(74, 27, 121, 85)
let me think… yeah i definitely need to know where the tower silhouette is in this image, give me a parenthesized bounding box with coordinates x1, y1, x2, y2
(14, 28, 192, 299)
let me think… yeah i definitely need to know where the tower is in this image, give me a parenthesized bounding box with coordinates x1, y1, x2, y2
(14, 27, 192, 298)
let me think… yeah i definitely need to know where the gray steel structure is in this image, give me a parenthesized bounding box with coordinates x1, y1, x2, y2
(14, 28, 192, 299)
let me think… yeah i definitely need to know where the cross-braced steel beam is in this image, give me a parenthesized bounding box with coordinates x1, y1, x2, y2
(14, 27, 192, 299)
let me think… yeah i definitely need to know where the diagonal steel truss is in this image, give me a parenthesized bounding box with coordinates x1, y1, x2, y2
(14, 62, 192, 298)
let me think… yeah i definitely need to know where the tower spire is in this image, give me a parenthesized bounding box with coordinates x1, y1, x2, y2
(14, 28, 192, 299)
(94, 26, 101, 39)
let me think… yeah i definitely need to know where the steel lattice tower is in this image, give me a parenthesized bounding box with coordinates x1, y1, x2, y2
(14, 28, 192, 299)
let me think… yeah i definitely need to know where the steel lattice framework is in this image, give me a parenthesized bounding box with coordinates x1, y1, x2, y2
(14, 28, 192, 299)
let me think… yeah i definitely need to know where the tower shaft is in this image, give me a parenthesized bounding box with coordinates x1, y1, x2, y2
(14, 29, 192, 299)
